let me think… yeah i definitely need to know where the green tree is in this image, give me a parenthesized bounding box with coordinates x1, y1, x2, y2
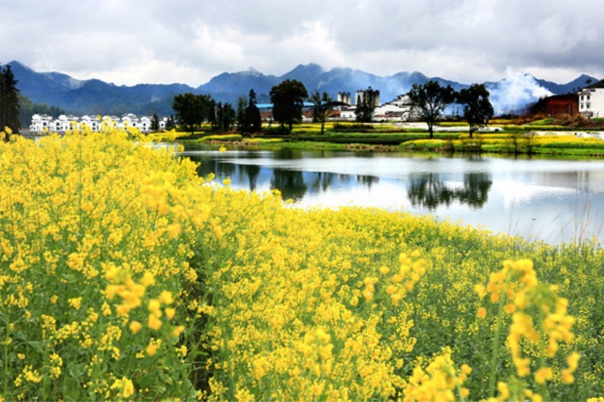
(216, 102, 236, 132)
(407, 80, 456, 139)
(457, 84, 494, 138)
(236, 96, 248, 132)
(269, 79, 308, 133)
(0, 63, 21, 135)
(355, 87, 379, 123)
(151, 113, 160, 132)
(165, 115, 176, 131)
(245, 89, 262, 133)
(171, 93, 212, 134)
(310, 90, 333, 134)
(206, 97, 217, 129)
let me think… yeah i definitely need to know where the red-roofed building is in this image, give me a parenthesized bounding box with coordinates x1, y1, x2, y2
(542, 94, 578, 116)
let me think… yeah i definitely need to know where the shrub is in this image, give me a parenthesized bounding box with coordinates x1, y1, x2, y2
(528, 118, 555, 125)
(333, 123, 375, 132)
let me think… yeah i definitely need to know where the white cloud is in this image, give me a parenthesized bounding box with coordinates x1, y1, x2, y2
(1, 0, 603, 86)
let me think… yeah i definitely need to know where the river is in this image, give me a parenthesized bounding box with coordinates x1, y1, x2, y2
(180, 147, 604, 246)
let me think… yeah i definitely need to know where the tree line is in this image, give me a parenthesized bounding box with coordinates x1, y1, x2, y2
(172, 79, 494, 137)
(171, 79, 311, 135)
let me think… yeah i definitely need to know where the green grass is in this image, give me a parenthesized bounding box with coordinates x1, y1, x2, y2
(166, 122, 604, 159)
(527, 118, 556, 126)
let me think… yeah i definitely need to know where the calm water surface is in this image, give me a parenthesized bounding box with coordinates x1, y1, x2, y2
(180, 147, 604, 246)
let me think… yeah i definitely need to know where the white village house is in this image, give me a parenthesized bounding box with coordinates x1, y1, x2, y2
(578, 80, 604, 118)
(373, 94, 414, 121)
(336, 90, 413, 121)
(30, 113, 169, 133)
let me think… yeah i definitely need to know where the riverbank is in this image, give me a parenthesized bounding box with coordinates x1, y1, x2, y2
(168, 121, 604, 158)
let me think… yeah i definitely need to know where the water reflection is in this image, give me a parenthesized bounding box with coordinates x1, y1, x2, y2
(191, 151, 382, 201)
(271, 169, 307, 201)
(357, 175, 380, 189)
(309, 172, 336, 194)
(408, 173, 493, 210)
(189, 150, 492, 207)
(274, 148, 303, 160)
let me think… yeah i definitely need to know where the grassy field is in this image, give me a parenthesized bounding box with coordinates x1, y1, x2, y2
(168, 121, 604, 158)
(1, 127, 603, 400)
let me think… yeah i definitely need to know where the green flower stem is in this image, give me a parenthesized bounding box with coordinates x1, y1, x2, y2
(488, 273, 512, 398)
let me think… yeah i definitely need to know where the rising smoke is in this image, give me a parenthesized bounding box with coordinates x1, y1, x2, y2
(486, 68, 553, 115)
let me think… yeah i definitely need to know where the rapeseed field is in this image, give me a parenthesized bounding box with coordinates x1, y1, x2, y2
(0, 126, 602, 401)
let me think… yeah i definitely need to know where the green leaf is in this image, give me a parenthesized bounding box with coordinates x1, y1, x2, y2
(68, 362, 87, 378)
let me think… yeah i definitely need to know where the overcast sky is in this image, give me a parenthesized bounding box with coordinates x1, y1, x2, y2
(1, 0, 602, 87)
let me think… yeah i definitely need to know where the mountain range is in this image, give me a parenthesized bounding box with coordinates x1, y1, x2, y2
(7, 60, 599, 117)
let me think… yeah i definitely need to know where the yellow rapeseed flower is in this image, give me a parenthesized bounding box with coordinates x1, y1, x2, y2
(129, 321, 143, 334)
(534, 367, 553, 384)
(141, 272, 156, 287)
(159, 290, 174, 305)
(111, 377, 135, 398)
(148, 313, 162, 331)
(68, 297, 82, 310)
(165, 307, 176, 320)
(167, 223, 182, 239)
(146, 339, 161, 356)
(171, 325, 185, 338)
(148, 299, 161, 313)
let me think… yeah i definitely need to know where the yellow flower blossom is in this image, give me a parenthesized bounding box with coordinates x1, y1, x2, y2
(167, 223, 182, 238)
(159, 290, 174, 305)
(129, 321, 143, 334)
(534, 367, 553, 384)
(148, 313, 162, 331)
(68, 297, 82, 310)
(146, 339, 161, 357)
(165, 307, 176, 320)
(111, 377, 135, 398)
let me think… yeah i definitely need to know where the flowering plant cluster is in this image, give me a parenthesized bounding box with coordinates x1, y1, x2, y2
(476, 259, 580, 401)
(0, 127, 208, 399)
(0, 126, 603, 401)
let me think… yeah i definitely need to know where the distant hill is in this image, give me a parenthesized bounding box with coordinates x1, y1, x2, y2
(7, 60, 600, 117)
(8, 61, 193, 116)
(535, 74, 597, 95)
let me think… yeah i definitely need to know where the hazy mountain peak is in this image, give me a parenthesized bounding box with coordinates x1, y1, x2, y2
(291, 63, 324, 74)
(7, 60, 31, 71)
(8, 60, 599, 117)
(245, 67, 261, 76)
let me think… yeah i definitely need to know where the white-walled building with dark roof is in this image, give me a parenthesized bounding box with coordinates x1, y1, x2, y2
(30, 114, 156, 133)
(578, 80, 604, 118)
